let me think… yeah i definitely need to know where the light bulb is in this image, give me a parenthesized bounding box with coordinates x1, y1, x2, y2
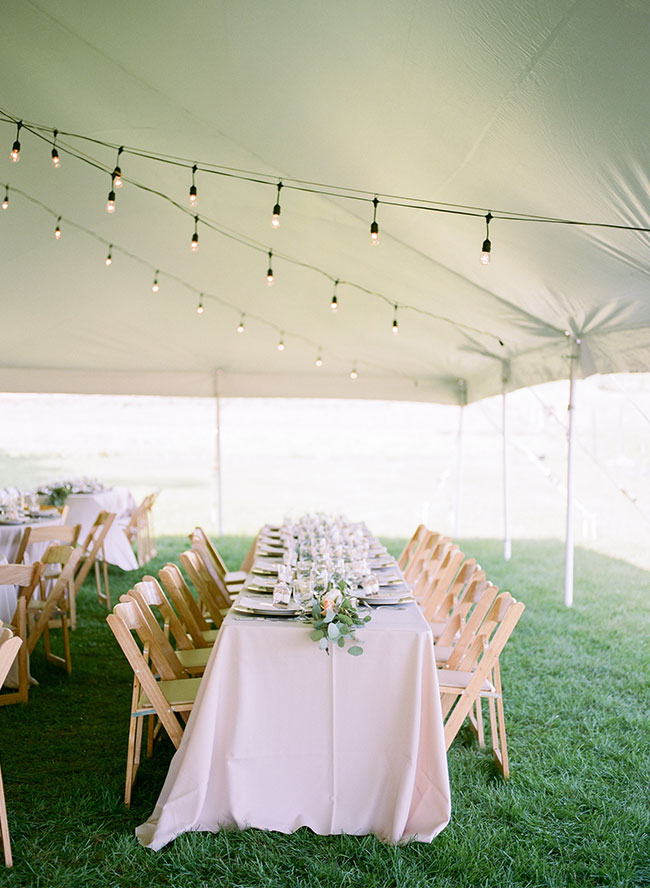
(106, 189, 116, 213)
(277, 338, 285, 352)
(51, 147, 60, 168)
(330, 294, 338, 312)
(350, 368, 358, 380)
(54, 218, 62, 239)
(152, 272, 160, 293)
(370, 196, 379, 245)
(105, 248, 113, 266)
(237, 316, 245, 334)
(266, 250, 274, 285)
(191, 233, 199, 251)
(315, 355, 323, 367)
(392, 318, 399, 335)
(10, 122, 22, 163)
(271, 182, 282, 228)
(480, 212, 492, 265)
(113, 168, 122, 189)
(189, 164, 197, 206)
(197, 296, 204, 314)
(2, 189, 8, 211)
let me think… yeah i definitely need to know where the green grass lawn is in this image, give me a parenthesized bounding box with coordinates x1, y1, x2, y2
(0, 536, 648, 887)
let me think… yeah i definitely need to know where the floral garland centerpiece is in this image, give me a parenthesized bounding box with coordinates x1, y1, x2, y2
(308, 578, 371, 656)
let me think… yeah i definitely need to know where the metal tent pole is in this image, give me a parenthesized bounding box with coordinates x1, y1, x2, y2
(502, 371, 512, 561)
(454, 379, 466, 538)
(213, 369, 224, 537)
(564, 341, 580, 607)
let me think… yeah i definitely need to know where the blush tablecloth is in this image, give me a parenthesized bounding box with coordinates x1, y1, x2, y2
(65, 488, 137, 570)
(136, 598, 451, 849)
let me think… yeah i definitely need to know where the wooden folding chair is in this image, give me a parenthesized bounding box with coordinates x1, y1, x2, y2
(74, 512, 115, 609)
(438, 591, 525, 778)
(434, 577, 498, 665)
(17, 525, 82, 629)
(0, 626, 23, 866)
(157, 564, 216, 648)
(124, 492, 158, 566)
(422, 553, 475, 628)
(26, 547, 82, 675)
(405, 532, 446, 586)
(420, 545, 465, 618)
(128, 585, 210, 676)
(397, 523, 428, 571)
(0, 563, 45, 707)
(179, 550, 231, 627)
(190, 528, 246, 587)
(239, 532, 259, 573)
(106, 599, 201, 806)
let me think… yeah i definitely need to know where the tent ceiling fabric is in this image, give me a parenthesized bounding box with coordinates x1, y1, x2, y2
(1, 0, 649, 404)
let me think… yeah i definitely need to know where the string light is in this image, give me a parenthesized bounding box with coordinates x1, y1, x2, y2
(480, 212, 492, 265)
(392, 305, 399, 335)
(54, 217, 62, 239)
(277, 333, 285, 351)
(51, 129, 60, 168)
(189, 164, 198, 206)
(152, 270, 160, 293)
(370, 196, 379, 245)
(237, 313, 245, 333)
(330, 279, 339, 312)
(105, 245, 113, 266)
(271, 181, 282, 228)
(10, 121, 21, 162)
(191, 215, 199, 251)
(196, 294, 204, 314)
(266, 250, 274, 286)
(350, 367, 358, 380)
(106, 177, 116, 214)
(315, 352, 323, 367)
(1, 186, 8, 210)
(112, 147, 124, 189)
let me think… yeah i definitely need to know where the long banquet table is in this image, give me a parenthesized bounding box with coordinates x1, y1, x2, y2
(65, 488, 137, 570)
(136, 529, 451, 849)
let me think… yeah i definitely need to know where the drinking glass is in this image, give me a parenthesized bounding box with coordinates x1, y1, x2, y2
(293, 578, 312, 616)
(310, 565, 329, 600)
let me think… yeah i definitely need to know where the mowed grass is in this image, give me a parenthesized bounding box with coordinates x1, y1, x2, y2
(0, 536, 648, 888)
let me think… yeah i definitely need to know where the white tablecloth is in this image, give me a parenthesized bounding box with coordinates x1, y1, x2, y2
(136, 596, 451, 849)
(65, 489, 137, 571)
(0, 515, 64, 564)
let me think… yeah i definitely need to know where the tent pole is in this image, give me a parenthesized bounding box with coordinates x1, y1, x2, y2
(454, 380, 466, 538)
(564, 344, 579, 607)
(502, 376, 512, 561)
(214, 370, 224, 538)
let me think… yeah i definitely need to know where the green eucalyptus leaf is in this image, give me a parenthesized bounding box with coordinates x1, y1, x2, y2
(337, 637, 345, 647)
(348, 645, 363, 656)
(363, 615, 372, 622)
(310, 629, 325, 642)
(327, 622, 340, 640)
(319, 637, 329, 650)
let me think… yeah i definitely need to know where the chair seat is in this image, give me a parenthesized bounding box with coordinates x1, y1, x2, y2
(438, 668, 496, 696)
(136, 677, 201, 714)
(434, 644, 452, 664)
(202, 629, 218, 643)
(176, 648, 211, 669)
(42, 564, 62, 580)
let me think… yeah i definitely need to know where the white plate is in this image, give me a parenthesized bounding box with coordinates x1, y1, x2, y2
(0, 518, 29, 526)
(245, 583, 275, 593)
(359, 594, 415, 606)
(232, 603, 300, 617)
(251, 567, 278, 577)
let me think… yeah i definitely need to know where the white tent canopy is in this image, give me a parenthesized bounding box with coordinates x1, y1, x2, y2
(1, 1, 650, 404)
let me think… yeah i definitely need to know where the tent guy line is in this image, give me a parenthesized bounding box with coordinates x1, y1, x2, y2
(2, 110, 650, 235)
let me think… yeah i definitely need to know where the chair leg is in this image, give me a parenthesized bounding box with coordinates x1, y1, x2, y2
(68, 580, 77, 632)
(16, 599, 28, 705)
(125, 714, 141, 808)
(61, 613, 72, 675)
(0, 762, 13, 867)
(103, 560, 110, 611)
